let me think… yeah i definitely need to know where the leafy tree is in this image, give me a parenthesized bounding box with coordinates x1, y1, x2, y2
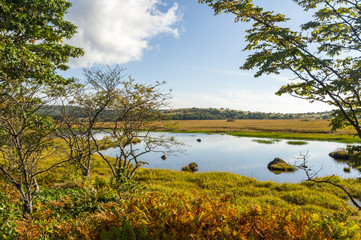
(0, 0, 83, 218)
(199, 0, 361, 137)
(89, 67, 181, 180)
(56, 66, 126, 178)
(0, 0, 83, 89)
(0, 83, 70, 218)
(199, 0, 361, 209)
(57, 66, 181, 184)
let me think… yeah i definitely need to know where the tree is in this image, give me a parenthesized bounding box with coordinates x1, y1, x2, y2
(199, 0, 361, 209)
(57, 66, 181, 184)
(0, 0, 83, 218)
(89, 68, 180, 180)
(56, 66, 126, 178)
(199, 0, 361, 138)
(0, 0, 83, 89)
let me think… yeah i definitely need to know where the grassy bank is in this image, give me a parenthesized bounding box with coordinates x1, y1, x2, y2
(97, 119, 361, 143)
(227, 131, 361, 143)
(168, 119, 361, 143)
(4, 167, 361, 239)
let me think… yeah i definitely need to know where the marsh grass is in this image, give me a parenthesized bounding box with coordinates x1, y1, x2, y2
(329, 150, 353, 160)
(286, 140, 308, 145)
(134, 169, 361, 215)
(253, 139, 276, 144)
(4, 137, 361, 238)
(97, 119, 361, 142)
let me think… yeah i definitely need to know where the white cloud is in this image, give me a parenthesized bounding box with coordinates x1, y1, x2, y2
(66, 0, 182, 67)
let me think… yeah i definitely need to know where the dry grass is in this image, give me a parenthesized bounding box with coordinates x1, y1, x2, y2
(96, 119, 357, 134)
(160, 119, 356, 135)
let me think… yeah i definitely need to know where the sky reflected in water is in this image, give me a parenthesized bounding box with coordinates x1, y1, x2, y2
(100, 132, 360, 183)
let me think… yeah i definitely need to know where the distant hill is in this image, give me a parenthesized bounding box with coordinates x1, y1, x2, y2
(39, 106, 332, 121)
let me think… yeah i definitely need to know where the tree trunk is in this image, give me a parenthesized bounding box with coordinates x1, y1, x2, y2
(23, 199, 33, 219)
(33, 178, 40, 193)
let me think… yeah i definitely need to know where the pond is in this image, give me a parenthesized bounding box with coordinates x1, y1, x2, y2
(100, 132, 360, 183)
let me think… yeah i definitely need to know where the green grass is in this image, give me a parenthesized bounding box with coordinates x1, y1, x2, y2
(286, 140, 308, 145)
(226, 131, 361, 143)
(134, 168, 361, 215)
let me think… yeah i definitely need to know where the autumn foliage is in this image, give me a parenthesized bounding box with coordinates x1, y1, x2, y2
(13, 190, 360, 240)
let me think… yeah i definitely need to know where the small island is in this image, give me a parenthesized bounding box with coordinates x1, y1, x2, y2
(267, 158, 297, 172)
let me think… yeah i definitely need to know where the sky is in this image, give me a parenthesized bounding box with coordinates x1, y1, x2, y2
(62, 0, 334, 114)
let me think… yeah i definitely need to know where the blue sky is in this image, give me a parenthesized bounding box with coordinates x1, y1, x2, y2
(62, 0, 333, 113)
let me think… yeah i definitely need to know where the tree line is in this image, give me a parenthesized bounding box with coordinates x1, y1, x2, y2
(39, 106, 332, 121)
(162, 108, 331, 120)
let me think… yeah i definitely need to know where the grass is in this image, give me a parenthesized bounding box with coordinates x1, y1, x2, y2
(286, 140, 308, 145)
(3, 128, 361, 238)
(96, 119, 361, 143)
(160, 119, 355, 134)
(134, 169, 361, 214)
(2, 138, 361, 238)
(268, 162, 297, 172)
(253, 139, 276, 144)
(227, 131, 360, 143)
(329, 149, 355, 160)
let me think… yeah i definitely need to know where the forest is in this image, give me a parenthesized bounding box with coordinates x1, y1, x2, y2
(39, 106, 332, 121)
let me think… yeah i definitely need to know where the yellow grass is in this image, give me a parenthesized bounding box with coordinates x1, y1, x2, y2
(157, 119, 356, 135)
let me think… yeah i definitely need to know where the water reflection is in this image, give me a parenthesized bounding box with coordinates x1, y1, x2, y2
(100, 132, 360, 183)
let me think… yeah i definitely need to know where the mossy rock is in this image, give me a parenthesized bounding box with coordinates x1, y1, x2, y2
(329, 150, 353, 160)
(182, 162, 198, 173)
(267, 158, 296, 172)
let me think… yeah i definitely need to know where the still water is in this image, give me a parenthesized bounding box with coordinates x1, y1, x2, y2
(100, 132, 360, 183)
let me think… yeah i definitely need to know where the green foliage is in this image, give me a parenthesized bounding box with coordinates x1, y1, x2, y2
(0, 0, 83, 218)
(0, 0, 83, 88)
(120, 219, 136, 240)
(162, 107, 322, 120)
(110, 168, 144, 199)
(0, 184, 19, 239)
(100, 226, 122, 240)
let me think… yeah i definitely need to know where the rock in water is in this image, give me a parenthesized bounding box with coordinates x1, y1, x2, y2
(267, 158, 296, 172)
(182, 162, 199, 173)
